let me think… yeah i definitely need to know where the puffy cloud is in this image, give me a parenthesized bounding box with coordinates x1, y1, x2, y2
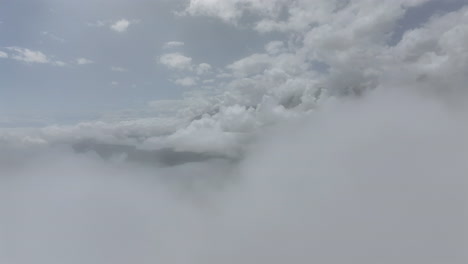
(159, 52, 193, 70)
(110, 19, 131, 32)
(195, 63, 212, 75)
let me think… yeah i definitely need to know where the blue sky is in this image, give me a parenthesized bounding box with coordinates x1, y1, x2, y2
(0, 0, 466, 127)
(0, 0, 279, 126)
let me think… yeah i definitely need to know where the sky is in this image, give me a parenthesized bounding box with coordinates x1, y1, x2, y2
(0, 0, 280, 126)
(0, 0, 464, 127)
(1, 0, 468, 263)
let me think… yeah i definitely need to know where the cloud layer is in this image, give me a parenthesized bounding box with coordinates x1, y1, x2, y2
(1, 0, 468, 263)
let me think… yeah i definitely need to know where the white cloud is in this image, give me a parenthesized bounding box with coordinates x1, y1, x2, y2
(227, 53, 272, 77)
(195, 63, 212, 75)
(4, 47, 67, 66)
(111, 66, 128, 72)
(7, 47, 50, 64)
(265, 41, 286, 55)
(163, 41, 185, 49)
(111, 19, 131, 32)
(54, 61, 67, 67)
(183, 0, 288, 24)
(76, 58, 94, 65)
(0, 51, 8, 58)
(41, 31, 66, 43)
(159, 52, 193, 70)
(174, 77, 197, 87)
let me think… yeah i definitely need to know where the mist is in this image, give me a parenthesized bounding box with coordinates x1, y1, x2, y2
(0, 89, 466, 263)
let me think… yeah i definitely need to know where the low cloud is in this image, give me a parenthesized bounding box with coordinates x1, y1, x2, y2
(0, 90, 467, 263)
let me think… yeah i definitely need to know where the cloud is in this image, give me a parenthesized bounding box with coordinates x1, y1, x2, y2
(54, 61, 67, 67)
(196, 63, 212, 75)
(41, 31, 66, 43)
(0, 51, 8, 58)
(7, 47, 50, 64)
(1, 89, 467, 263)
(110, 19, 131, 32)
(159, 52, 193, 70)
(111, 66, 128, 72)
(4, 47, 67, 66)
(76, 58, 94, 65)
(183, 0, 287, 24)
(174, 77, 197, 87)
(2, 2, 468, 263)
(163, 41, 185, 49)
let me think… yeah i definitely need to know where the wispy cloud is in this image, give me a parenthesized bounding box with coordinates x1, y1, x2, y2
(111, 66, 128, 72)
(163, 41, 185, 49)
(76, 58, 94, 65)
(41, 31, 66, 43)
(88, 19, 140, 33)
(7, 47, 50, 64)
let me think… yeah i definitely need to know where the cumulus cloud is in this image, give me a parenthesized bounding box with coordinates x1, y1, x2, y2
(110, 19, 131, 32)
(196, 63, 212, 75)
(159, 52, 193, 70)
